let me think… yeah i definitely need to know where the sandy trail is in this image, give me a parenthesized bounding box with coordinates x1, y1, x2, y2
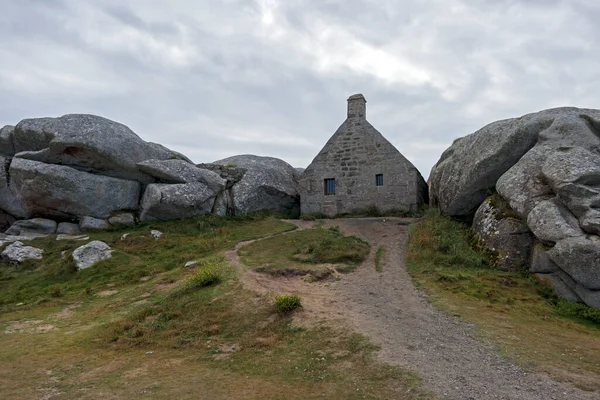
(225, 218, 597, 400)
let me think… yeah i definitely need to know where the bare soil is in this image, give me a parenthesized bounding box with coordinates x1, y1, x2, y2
(226, 217, 598, 400)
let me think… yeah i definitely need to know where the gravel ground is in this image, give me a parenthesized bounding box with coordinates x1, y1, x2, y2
(229, 218, 598, 400)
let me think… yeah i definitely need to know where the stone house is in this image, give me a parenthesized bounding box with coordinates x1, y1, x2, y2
(299, 94, 428, 216)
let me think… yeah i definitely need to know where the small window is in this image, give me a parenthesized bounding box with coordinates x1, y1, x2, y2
(376, 174, 383, 186)
(324, 178, 336, 195)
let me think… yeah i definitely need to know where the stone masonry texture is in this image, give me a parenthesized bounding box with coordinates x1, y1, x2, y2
(300, 94, 428, 216)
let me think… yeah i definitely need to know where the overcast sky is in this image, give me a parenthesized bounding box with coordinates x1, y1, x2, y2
(1, 0, 599, 178)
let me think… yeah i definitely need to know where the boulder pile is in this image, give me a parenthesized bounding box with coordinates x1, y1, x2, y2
(0, 114, 300, 233)
(430, 107, 600, 308)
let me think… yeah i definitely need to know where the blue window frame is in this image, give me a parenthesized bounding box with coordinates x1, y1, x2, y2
(376, 174, 383, 186)
(324, 178, 336, 195)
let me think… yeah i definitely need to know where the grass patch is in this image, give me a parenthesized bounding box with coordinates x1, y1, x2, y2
(274, 294, 302, 313)
(0, 213, 295, 309)
(406, 208, 600, 391)
(375, 245, 385, 273)
(0, 213, 430, 399)
(239, 226, 370, 279)
(185, 261, 223, 289)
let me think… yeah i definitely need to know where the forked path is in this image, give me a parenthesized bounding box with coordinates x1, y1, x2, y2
(226, 218, 596, 400)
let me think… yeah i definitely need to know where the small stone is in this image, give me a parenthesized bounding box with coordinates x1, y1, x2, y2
(56, 222, 81, 235)
(79, 216, 111, 231)
(1, 241, 44, 263)
(108, 212, 136, 227)
(56, 234, 89, 241)
(72, 241, 113, 270)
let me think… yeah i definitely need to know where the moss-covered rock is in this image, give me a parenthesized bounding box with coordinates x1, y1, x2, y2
(472, 195, 532, 271)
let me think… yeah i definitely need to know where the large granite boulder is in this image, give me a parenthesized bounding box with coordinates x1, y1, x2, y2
(139, 182, 218, 221)
(9, 158, 140, 220)
(428, 112, 552, 219)
(137, 159, 225, 191)
(213, 155, 300, 215)
(0, 155, 27, 217)
(431, 107, 600, 308)
(472, 195, 533, 271)
(541, 147, 600, 235)
(12, 114, 191, 183)
(548, 236, 600, 290)
(0, 125, 15, 156)
(526, 198, 584, 244)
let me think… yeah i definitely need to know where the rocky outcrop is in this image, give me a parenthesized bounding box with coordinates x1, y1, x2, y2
(430, 107, 600, 308)
(0, 114, 305, 234)
(213, 155, 300, 215)
(140, 183, 218, 221)
(137, 159, 225, 191)
(12, 114, 191, 182)
(9, 158, 140, 220)
(0, 125, 15, 157)
(473, 196, 533, 271)
(526, 198, 584, 243)
(72, 240, 113, 270)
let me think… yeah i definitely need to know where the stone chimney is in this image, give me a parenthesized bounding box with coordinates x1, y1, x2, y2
(347, 93, 366, 120)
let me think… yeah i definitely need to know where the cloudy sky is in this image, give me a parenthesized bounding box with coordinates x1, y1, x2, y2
(1, 0, 599, 178)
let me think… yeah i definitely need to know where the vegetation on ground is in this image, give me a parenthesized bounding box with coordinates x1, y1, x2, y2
(0, 213, 427, 399)
(274, 294, 302, 313)
(300, 205, 424, 220)
(185, 260, 224, 289)
(0, 212, 295, 308)
(406, 208, 600, 391)
(238, 226, 370, 279)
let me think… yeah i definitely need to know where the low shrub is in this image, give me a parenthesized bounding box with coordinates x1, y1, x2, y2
(186, 262, 222, 289)
(274, 294, 302, 313)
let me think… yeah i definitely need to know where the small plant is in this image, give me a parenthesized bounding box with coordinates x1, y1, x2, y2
(186, 262, 222, 289)
(274, 294, 302, 313)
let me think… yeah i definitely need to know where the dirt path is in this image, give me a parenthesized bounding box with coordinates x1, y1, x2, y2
(226, 218, 597, 400)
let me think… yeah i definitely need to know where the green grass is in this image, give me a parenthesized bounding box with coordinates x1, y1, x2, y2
(0, 213, 429, 399)
(185, 260, 224, 289)
(375, 245, 385, 273)
(0, 213, 295, 309)
(274, 294, 302, 313)
(406, 208, 600, 391)
(238, 226, 370, 279)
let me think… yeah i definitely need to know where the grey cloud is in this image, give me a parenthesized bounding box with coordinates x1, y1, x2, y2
(2, 0, 600, 179)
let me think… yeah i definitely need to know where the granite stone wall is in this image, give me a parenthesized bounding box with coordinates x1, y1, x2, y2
(300, 94, 427, 216)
